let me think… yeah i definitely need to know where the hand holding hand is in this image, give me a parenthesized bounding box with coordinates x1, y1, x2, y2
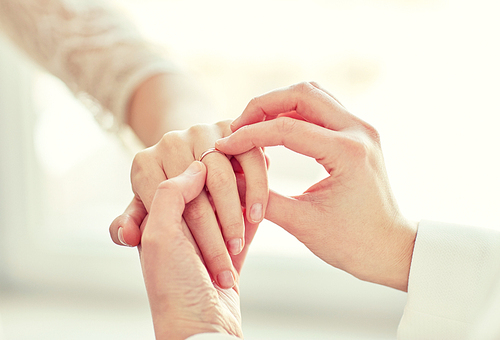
(140, 161, 257, 340)
(110, 120, 268, 289)
(216, 82, 418, 291)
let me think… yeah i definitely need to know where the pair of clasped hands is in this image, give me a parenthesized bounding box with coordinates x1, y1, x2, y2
(109, 82, 418, 340)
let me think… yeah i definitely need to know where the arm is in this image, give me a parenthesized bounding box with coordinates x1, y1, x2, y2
(0, 0, 269, 285)
(217, 81, 500, 338)
(0, 0, 177, 137)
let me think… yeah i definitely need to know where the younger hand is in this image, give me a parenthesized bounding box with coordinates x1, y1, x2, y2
(140, 161, 258, 340)
(216, 82, 418, 291)
(110, 120, 268, 289)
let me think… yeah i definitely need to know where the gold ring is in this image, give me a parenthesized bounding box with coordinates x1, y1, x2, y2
(198, 148, 227, 162)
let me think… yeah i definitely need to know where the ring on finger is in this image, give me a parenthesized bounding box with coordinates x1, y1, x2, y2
(198, 148, 228, 162)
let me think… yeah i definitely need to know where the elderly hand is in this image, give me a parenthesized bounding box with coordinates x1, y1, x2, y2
(216, 82, 418, 291)
(139, 161, 257, 340)
(110, 120, 267, 289)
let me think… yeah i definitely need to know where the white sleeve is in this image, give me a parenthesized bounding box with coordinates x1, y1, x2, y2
(398, 220, 500, 339)
(186, 333, 240, 340)
(0, 0, 176, 130)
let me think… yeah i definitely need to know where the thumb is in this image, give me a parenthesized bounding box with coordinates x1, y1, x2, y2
(147, 161, 207, 234)
(109, 196, 146, 247)
(265, 189, 309, 237)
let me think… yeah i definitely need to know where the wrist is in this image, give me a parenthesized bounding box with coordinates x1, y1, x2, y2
(381, 217, 418, 292)
(127, 73, 175, 147)
(153, 317, 228, 340)
(127, 73, 215, 147)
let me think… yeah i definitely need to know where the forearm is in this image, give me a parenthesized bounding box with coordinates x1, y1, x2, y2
(0, 0, 181, 135)
(127, 73, 216, 147)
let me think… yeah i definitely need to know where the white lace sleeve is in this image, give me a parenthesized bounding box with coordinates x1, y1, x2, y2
(0, 0, 176, 130)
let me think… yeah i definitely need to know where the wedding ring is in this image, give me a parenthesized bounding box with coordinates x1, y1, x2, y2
(198, 148, 227, 162)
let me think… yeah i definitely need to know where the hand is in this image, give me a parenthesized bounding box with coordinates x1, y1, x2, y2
(110, 120, 268, 289)
(139, 161, 257, 340)
(216, 82, 418, 291)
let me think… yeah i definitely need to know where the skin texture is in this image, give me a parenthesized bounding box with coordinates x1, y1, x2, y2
(139, 161, 257, 340)
(109, 74, 268, 289)
(216, 82, 418, 291)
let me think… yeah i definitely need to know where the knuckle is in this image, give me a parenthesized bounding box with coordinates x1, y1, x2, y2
(184, 200, 211, 227)
(362, 122, 381, 144)
(187, 123, 210, 138)
(207, 250, 230, 268)
(291, 81, 316, 94)
(131, 150, 151, 174)
(340, 136, 368, 162)
(248, 178, 269, 195)
(207, 166, 235, 190)
(215, 120, 232, 135)
(221, 221, 243, 235)
(275, 116, 298, 135)
(156, 179, 177, 192)
(140, 231, 159, 250)
(248, 96, 261, 109)
(238, 147, 264, 165)
(155, 180, 185, 207)
(158, 131, 186, 154)
(131, 151, 155, 192)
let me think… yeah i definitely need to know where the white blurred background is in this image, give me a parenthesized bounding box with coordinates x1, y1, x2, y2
(1, 0, 500, 339)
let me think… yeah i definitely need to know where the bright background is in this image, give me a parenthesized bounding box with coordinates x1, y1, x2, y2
(0, 0, 499, 339)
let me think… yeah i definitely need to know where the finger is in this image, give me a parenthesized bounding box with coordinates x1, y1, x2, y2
(146, 161, 207, 235)
(309, 81, 345, 108)
(183, 192, 237, 289)
(218, 117, 344, 172)
(230, 81, 357, 132)
(264, 152, 271, 170)
(234, 147, 268, 224)
(109, 196, 146, 247)
(202, 152, 245, 255)
(158, 153, 226, 265)
(231, 217, 259, 278)
(131, 148, 169, 212)
(156, 134, 239, 289)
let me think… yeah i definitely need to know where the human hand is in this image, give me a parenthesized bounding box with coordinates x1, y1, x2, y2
(216, 82, 418, 291)
(139, 161, 257, 340)
(110, 120, 268, 289)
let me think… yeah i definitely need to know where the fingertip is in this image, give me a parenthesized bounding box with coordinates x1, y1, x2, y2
(227, 238, 243, 256)
(120, 215, 143, 246)
(215, 137, 229, 151)
(185, 160, 205, 175)
(168, 161, 207, 204)
(117, 227, 132, 247)
(230, 119, 239, 132)
(264, 153, 271, 170)
(249, 203, 263, 223)
(217, 270, 235, 289)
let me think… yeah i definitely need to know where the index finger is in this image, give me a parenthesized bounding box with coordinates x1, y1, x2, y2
(217, 117, 336, 163)
(231, 82, 357, 132)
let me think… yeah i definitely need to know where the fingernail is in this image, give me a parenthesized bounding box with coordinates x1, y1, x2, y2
(250, 203, 263, 223)
(230, 120, 238, 132)
(186, 161, 203, 174)
(118, 227, 131, 247)
(227, 238, 243, 255)
(217, 270, 235, 289)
